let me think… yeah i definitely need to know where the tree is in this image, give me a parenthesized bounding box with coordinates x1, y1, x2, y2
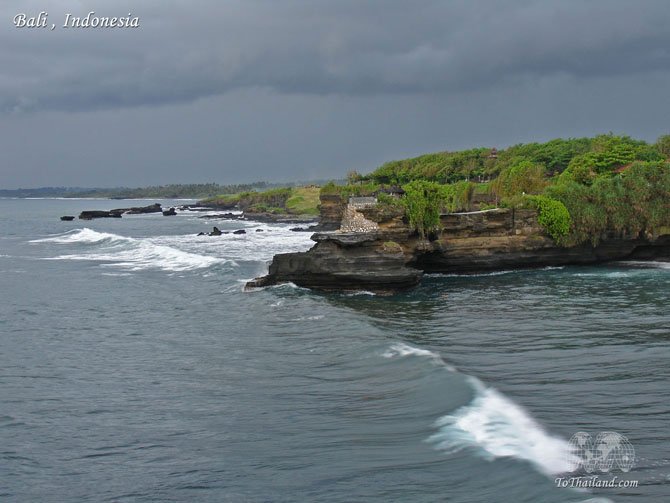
(347, 170, 363, 184)
(656, 135, 670, 158)
(491, 160, 547, 198)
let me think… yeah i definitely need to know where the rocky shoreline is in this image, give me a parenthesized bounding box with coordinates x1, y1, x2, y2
(247, 195, 670, 294)
(75, 203, 164, 220)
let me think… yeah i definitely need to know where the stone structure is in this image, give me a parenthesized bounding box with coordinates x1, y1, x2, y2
(339, 197, 379, 233)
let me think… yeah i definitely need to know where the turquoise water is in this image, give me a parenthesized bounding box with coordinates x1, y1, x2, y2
(1, 199, 669, 502)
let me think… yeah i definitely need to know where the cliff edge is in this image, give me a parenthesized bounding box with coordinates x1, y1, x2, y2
(247, 195, 670, 294)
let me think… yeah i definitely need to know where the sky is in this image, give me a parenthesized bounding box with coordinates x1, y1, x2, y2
(2, 0, 670, 189)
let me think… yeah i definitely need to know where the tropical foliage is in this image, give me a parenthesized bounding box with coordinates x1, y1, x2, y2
(361, 133, 670, 244)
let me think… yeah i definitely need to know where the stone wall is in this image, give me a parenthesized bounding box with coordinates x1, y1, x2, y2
(340, 202, 379, 232)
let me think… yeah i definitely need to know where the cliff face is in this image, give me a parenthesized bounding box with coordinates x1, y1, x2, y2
(316, 194, 346, 231)
(414, 209, 660, 272)
(247, 203, 670, 293)
(246, 232, 423, 293)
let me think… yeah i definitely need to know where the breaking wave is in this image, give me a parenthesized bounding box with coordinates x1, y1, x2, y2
(429, 376, 578, 476)
(383, 343, 576, 477)
(32, 229, 227, 272)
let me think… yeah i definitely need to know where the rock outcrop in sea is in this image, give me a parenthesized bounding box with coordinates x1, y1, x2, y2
(79, 203, 163, 220)
(247, 194, 670, 294)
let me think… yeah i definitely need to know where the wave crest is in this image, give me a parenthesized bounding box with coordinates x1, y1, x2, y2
(34, 228, 227, 272)
(429, 377, 577, 475)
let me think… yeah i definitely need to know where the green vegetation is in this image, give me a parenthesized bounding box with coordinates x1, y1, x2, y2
(286, 187, 321, 216)
(201, 186, 321, 216)
(319, 181, 379, 199)
(367, 148, 494, 184)
(490, 160, 547, 198)
(546, 162, 670, 245)
(402, 181, 445, 237)
(75, 183, 271, 199)
(399, 180, 475, 237)
(359, 133, 670, 245)
(525, 195, 572, 244)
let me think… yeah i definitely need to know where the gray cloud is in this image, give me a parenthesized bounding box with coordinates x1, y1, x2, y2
(2, 1, 670, 190)
(2, 0, 670, 112)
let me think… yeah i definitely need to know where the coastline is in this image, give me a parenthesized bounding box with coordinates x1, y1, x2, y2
(248, 195, 670, 294)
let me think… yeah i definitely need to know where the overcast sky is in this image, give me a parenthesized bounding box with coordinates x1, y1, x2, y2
(2, 0, 670, 188)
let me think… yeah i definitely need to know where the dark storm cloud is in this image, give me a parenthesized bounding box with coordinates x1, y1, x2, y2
(2, 0, 670, 113)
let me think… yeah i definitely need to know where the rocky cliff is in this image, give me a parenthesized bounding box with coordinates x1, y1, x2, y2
(247, 199, 670, 294)
(315, 194, 346, 231)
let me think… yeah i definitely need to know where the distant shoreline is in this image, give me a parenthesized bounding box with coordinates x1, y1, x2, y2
(0, 197, 198, 201)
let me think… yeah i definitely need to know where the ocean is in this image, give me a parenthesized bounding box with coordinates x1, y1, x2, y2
(1, 198, 668, 502)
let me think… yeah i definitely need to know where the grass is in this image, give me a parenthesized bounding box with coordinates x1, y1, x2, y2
(200, 186, 321, 216)
(285, 187, 321, 215)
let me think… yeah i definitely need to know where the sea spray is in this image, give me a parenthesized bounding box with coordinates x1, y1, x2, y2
(429, 376, 579, 476)
(383, 342, 578, 476)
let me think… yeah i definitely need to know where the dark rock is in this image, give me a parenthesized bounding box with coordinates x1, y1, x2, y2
(178, 205, 212, 212)
(198, 212, 243, 220)
(248, 207, 670, 294)
(290, 227, 306, 232)
(162, 207, 177, 216)
(79, 210, 122, 220)
(117, 203, 162, 215)
(246, 236, 422, 294)
(233, 229, 247, 235)
(210, 227, 223, 236)
(78, 203, 162, 220)
(197, 232, 206, 236)
(256, 229, 264, 232)
(314, 193, 346, 231)
(60, 216, 75, 221)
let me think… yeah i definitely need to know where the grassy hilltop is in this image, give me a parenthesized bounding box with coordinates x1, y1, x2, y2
(199, 133, 670, 246)
(200, 186, 321, 217)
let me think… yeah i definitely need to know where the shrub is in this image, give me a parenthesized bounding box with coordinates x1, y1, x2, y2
(491, 160, 547, 198)
(319, 182, 379, 199)
(442, 181, 475, 212)
(547, 161, 670, 245)
(401, 180, 445, 237)
(525, 195, 572, 244)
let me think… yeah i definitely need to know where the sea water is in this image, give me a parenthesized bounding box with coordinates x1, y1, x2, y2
(1, 198, 669, 502)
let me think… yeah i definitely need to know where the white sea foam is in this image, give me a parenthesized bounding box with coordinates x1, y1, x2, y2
(151, 225, 313, 264)
(384, 343, 574, 476)
(36, 229, 227, 272)
(617, 260, 670, 269)
(190, 209, 244, 218)
(427, 269, 518, 278)
(32, 225, 314, 273)
(343, 290, 377, 297)
(31, 228, 123, 244)
(382, 343, 455, 370)
(428, 266, 566, 278)
(383, 342, 440, 360)
(429, 376, 578, 476)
